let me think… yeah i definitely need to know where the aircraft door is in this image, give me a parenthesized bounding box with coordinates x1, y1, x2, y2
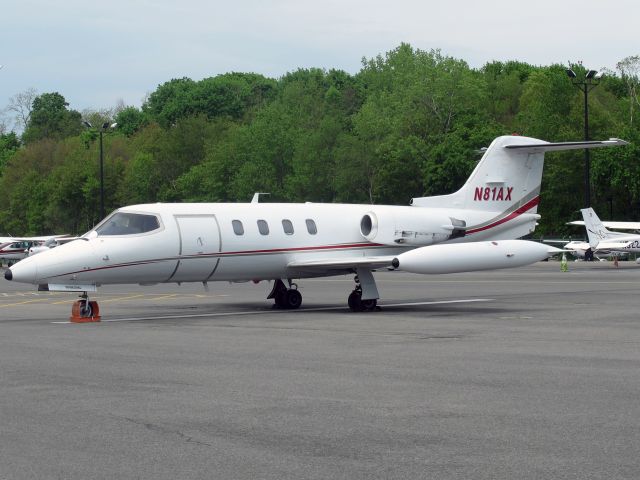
(170, 214, 221, 282)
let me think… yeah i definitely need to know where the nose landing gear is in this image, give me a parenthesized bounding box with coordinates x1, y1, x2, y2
(70, 292, 101, 323)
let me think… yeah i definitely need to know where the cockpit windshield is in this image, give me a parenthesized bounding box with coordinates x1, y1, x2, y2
(95, 212, 160, 236)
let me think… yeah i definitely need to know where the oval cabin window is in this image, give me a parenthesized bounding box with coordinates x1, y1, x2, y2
(282, 219, 294, 235)
(232, 220, 244, 235)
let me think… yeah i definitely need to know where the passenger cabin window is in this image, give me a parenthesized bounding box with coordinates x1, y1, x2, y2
(257, 219, 269, 235)
(232, 220, 244, 235)
(282, 219, 294, 235)
(96, 212, 160, 236)
(305, 219, 317, 235)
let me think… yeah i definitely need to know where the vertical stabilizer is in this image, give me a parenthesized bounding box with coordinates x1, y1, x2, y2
(581, 208, 619, 247)
(411, 136, 628, 213)
(411, 136, 547, 213)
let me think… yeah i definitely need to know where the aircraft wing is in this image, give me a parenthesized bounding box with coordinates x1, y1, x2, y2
(542, 239, 573, 244)
(54, 236, 78, 244)
(287, 255, 396, 272)
(505, 138, 628, 153)
(568, 220, 640, 230)
(596, 242, 632, 250)
(0, 234, 70, 243)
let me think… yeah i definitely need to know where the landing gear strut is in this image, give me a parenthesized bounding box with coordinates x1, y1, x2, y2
(70, 292, 101, 323)
(268, 279, 302, 309)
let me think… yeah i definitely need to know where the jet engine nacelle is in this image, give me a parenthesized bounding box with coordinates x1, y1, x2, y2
(360, 206, 465, 246)
(392, 240, 559, 274)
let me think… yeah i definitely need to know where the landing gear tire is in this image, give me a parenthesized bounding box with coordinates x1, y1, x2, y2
(78, 299, 93, 317)
(348, 290, 362, 311)
(269, 279, 302, 310)
(348, 290, 377, 312)
(361, 299, 377, 311)
(70, 293, 101, 323)
(283, 289, 302, 309)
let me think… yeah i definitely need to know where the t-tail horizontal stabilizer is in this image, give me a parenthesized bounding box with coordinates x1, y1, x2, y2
(411, 136, 629, 216)
(504, 138, 628, 152)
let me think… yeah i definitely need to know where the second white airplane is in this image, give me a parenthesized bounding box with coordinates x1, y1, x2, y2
(581, 207, 640, 256)
(4, 135, 627, 318)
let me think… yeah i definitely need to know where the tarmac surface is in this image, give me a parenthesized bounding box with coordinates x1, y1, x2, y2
(1, 261, 640, 479)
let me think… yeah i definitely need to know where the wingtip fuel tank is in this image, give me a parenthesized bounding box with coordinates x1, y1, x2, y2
(392, 240, 559, 274)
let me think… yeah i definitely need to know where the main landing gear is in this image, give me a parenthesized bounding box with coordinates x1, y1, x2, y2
(348, 287, 377, 311)
(268, 269, 381, 312)
(70, 292, 101, 323)
(348, 268, 381, 312)
(348, 274, 378, 312)
(268, 279, 303, 309)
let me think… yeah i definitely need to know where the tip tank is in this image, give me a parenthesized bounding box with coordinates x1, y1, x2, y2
(392, 240, 558, 275)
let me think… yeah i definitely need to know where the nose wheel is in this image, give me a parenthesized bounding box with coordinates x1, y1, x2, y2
(70, 292, 101, 323)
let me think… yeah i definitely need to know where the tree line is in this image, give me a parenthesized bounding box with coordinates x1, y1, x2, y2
(0, 44, 639, 237)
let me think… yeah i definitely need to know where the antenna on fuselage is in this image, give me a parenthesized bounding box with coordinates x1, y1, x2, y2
(251, 192, 270, 203)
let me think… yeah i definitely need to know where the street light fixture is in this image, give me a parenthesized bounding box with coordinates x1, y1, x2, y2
(567, 67, 601, 208)
(83, 121, 118, 220)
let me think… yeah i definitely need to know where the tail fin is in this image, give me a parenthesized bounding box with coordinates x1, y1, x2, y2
(581, 207, 623, 247)
(411, 136, 628, 213)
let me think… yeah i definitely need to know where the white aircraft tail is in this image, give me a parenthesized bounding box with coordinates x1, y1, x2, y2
(581, 207, 625, 247)
(411, 136, 627, 214)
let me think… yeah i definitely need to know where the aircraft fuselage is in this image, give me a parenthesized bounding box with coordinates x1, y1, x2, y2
(7, 201, 538, 287)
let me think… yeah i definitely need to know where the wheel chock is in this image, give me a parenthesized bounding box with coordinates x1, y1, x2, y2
(70, 300, 101, 323)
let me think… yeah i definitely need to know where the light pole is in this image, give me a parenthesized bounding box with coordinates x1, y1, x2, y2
(566, 68, 601, 208)
(83, 121, 117, 220)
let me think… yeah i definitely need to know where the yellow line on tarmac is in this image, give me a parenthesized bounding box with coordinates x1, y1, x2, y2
(100, 294, 148, 304)
(0, 298, 52, 307)
(52, 298, 77, 305)
(149, 294, 180, 301)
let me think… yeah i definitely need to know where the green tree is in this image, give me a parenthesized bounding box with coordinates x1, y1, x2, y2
(21, 92, 82, 144)
(0, 132, 20, 175)
(143, 73, 277, 127)
(114, 106, 148, 136)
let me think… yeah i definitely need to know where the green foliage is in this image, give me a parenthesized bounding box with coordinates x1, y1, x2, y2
(114, 106, 148, 136)
(142, 73, 277, 127)
(0, 132, 20, 175)
(21, 92, 82, 144)
(1, 45, 639, 237)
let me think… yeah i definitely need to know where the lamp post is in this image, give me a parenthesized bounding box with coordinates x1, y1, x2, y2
(83, 121, 117, 220)
(566, 68, 601, 208)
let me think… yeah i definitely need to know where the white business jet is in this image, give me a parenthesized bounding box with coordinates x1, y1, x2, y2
(4, 135, 627, 318)
(581, 207, 640, 255)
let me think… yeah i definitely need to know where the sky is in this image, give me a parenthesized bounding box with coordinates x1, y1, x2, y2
(1, 0, 638, 130)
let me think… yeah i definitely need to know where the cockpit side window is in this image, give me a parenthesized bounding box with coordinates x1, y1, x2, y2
(96, 212, 160, 236)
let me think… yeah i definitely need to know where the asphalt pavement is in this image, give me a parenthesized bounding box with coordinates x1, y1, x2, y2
(1, 261, 639, 479)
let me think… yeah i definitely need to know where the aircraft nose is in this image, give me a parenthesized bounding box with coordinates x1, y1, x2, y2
(5, 256, 38, 284)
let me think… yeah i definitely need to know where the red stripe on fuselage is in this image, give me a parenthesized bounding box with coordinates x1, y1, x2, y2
(212, 242, 380, 257)
(48, 242, 388, 278)
(466, 196, 540, 235)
